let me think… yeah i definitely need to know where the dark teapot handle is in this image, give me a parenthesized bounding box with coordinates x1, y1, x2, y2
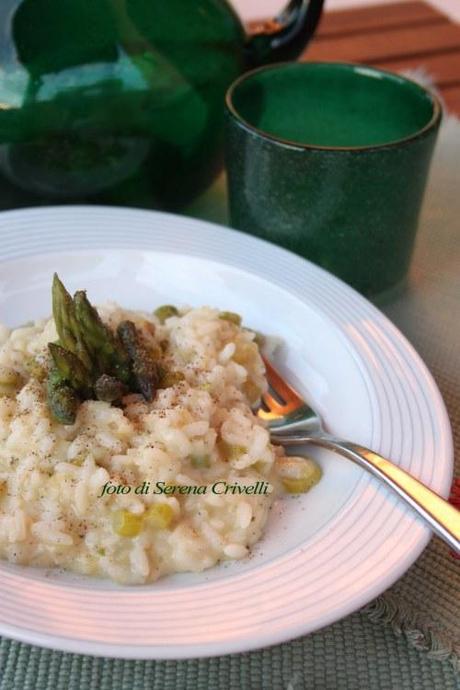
(245, 0, 324, 67)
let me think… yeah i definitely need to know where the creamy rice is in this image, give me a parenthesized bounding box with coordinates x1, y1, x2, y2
(0, 304, 291, 584)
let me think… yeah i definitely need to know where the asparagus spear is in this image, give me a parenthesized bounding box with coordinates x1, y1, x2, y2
(73, 290, 131, 383)
(52, 273, 76, 349)
(47, 368, 80, 425)
(47, 343, 93, 423)
(48, 342, 92, 398)
(94, 374, 126, 402)
(117, 320, 160, 401)
(52, 274, 92, 370)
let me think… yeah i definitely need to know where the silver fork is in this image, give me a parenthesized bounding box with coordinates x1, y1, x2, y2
(258, 356, 460, 554)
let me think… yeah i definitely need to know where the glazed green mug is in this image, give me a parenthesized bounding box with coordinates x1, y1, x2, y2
(225, 62, 442, 298)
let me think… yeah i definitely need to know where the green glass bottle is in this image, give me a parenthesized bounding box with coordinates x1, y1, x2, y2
(0, 0, 323, 211)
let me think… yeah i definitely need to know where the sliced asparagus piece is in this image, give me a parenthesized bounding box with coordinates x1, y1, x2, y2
(154, 305, 178, 324)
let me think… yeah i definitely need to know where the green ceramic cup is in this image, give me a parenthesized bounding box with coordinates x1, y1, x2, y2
(225, 62, 442, 298)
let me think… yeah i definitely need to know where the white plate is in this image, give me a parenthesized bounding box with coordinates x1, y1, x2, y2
(0, 206, 453, 659)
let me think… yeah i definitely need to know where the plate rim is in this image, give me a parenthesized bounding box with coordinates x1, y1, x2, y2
(0, 205, 453, 659)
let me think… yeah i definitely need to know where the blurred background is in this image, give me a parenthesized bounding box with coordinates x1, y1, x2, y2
(232, 0, 460, 114)
(232, 0, 460, 22)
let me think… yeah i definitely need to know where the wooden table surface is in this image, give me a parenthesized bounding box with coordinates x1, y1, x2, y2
(301, 1, 460, 115)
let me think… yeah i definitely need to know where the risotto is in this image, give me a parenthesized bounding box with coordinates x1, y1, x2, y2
(0, 280, 321, 584)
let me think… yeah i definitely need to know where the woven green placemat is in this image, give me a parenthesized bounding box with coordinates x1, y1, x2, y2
(365, 114, 460, 674)
(1, 610, 459, 690)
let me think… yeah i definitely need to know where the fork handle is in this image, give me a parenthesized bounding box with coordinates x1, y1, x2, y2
(271, 433, 460, 554)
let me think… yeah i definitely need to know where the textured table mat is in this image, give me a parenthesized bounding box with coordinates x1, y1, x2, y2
(0, 121, 459, 690)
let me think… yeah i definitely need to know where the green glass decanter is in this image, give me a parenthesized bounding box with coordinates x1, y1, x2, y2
(0, 0, 323, 210)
